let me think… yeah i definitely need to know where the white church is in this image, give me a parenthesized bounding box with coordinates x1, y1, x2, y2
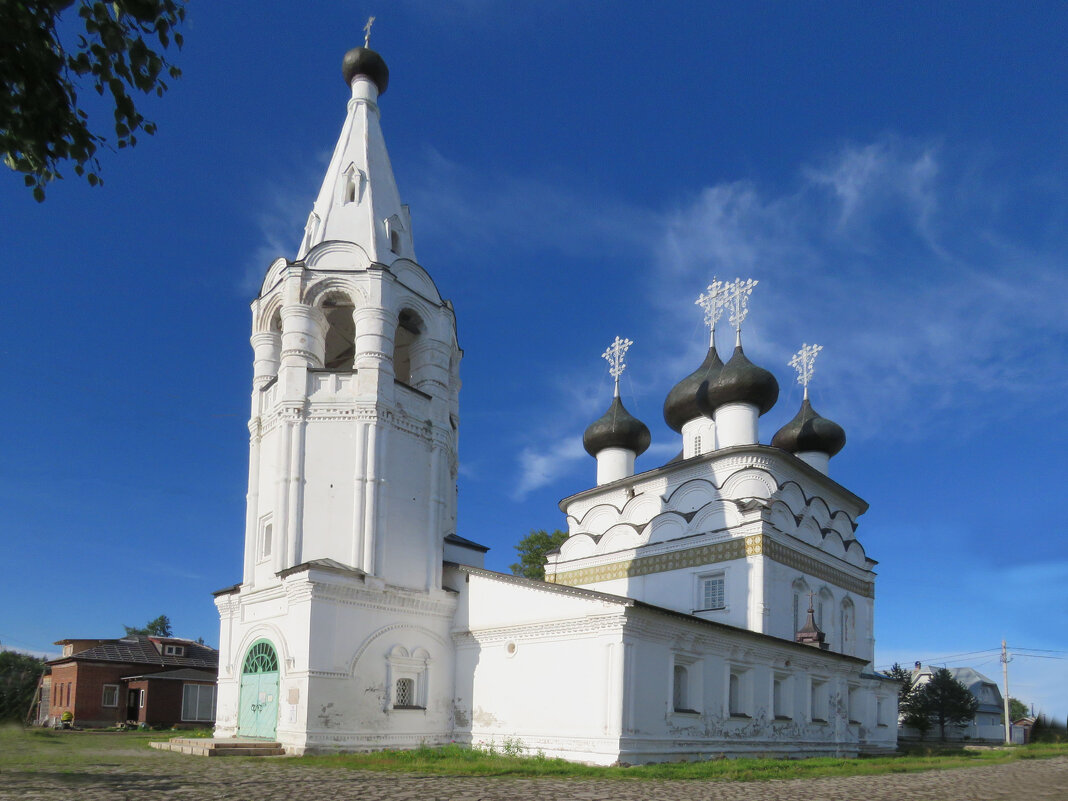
(212, 42, 899, 763)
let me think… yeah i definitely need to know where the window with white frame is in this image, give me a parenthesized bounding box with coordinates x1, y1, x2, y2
(695, 572, 725, 612)
(810, 678, 828, 722)
(163, 644, 185, 657)
(101, 684, 119, 708)
(772, 673, 791, 720)
(386, 645, 429, 710)
(181, 684, 217, 722)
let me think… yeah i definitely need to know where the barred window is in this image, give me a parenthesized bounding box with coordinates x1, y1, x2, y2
(395, 678, 414, 708)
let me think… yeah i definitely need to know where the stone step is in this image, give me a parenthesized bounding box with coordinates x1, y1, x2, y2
(151, 738, 286, 757)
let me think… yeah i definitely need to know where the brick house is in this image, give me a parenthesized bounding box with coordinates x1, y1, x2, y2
(42, 635, 218, 728)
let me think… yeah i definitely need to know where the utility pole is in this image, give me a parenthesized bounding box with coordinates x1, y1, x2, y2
(1001, 639, 1012, 745)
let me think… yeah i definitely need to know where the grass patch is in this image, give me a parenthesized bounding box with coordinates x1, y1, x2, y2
(293, 740, 1068, 781)
(2, 726, 1066, 783)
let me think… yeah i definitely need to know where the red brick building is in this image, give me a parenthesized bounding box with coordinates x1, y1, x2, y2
(41, 635, 218, 728)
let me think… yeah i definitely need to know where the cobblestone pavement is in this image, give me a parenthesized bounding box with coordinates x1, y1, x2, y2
(2, 753, 1066, 801)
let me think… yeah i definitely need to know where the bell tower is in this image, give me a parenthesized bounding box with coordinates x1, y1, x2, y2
(242, 44, 460, 592)
(215, 38, 462, 752)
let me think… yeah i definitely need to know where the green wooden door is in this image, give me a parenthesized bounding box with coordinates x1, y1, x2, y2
(238, 640, 279, 739)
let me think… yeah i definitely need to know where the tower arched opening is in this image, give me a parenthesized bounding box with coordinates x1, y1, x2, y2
(322, 294, 356, 370)
(393, 308, 423, 385)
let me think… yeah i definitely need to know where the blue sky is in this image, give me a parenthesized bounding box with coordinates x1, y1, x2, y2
(2, 2, 1066, 720)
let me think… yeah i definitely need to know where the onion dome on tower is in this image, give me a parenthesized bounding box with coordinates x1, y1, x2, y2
(662, 281, 728, 459)
(583, 396, 652, 458)
(696, 278, 778, 447)
(697, 345, 779, 418)
(584, 337, 651, 486)
(663, 347, 722, 433)
(772, 344, 845, 475)
(342, 46, 390, 94)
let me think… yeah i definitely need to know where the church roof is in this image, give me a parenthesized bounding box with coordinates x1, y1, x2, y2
(448, 562, 869, 665)
(445, 533, 490, 553)
(558, 443, 869, 514)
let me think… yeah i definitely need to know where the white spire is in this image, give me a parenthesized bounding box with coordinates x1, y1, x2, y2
(296, 53, 413, 264)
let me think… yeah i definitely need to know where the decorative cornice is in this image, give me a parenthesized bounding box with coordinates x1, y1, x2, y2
(550, 534, 874, 598)
(452, 613, 626, 646)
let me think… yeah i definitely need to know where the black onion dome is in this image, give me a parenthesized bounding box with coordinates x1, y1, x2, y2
(583, 396, 651, 457)
(663, 347, 722, 433)
(771, 398, 846, 457)
(699, 345, 779, 416)
(342, 47, 389, 94)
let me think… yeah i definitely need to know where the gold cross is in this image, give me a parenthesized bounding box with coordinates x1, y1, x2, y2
(363, 16, 376, 48)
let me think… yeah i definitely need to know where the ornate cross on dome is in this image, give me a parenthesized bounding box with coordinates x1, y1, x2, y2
(789, 343, 823, 399)
(363, 16, 376, 47)
(602, 336, 633, 398)
(695, 278, 724, 346)
(723, 278, 758, 341)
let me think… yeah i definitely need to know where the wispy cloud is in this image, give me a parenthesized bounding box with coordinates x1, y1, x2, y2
(513, 437, 587, 500)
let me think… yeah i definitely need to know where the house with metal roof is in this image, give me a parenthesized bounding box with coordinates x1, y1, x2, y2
(39, 635, 218, 729)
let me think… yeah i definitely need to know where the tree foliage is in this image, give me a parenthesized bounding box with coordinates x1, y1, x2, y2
(886, 662, 933, 739)
(917, 667, 980, 741)
(1028, 713, 1067, 743)
(123, 614, 172, 637)
(1, 0, 186, 200)
(1008, 697, 1028, 721)
(510, 529, 569, 580)
(0, 650, 46, 722)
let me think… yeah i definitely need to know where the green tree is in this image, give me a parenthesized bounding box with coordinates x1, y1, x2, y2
(916, 667, 980, 741)
(886, 662, 933, 739)
(1008, 697, 1028, 721)
(1029, 713, 1067, 744)
(510, 529, 569, 580)
(0, 650, 46, 722)
(1, 0, 186, 200)
(123, 614, 172, 637)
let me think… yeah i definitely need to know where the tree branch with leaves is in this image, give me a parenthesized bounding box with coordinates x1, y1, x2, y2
(1, 0, 186, 200)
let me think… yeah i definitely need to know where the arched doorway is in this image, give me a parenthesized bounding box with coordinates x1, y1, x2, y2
(238, 640, 279, 739)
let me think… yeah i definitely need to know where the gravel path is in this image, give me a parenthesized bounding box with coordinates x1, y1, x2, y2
(2, 752, 1067, 801)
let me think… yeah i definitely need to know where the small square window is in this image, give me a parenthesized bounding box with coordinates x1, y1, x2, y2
(101, 684, 119, 708)
(696, 573, 725, 612)
(163, 644, 185, 657)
